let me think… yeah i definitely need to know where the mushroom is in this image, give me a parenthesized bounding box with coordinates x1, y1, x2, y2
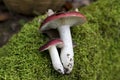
(40, 9, 86, 73)
(39, 38, 64, 74)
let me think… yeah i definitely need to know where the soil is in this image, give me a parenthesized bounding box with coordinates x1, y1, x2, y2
(0, 1, 33, 47)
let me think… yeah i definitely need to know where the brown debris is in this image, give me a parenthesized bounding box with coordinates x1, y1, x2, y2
(0, 12, 11, 21)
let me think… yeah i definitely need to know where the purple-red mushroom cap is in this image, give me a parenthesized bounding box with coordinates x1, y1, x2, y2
(39, 39, 63, 51)
(40, 11, 86, 31)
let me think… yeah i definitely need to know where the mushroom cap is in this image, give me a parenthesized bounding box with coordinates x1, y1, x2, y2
(40, 11, 86, 31)
(39, 38, 63, 51)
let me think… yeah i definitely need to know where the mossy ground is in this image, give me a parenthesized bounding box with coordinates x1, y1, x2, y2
(0, 0, 120, 80)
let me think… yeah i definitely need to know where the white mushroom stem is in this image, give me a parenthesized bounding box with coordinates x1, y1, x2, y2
(48, 46, 64, 74)
(58, 25, 74, 74)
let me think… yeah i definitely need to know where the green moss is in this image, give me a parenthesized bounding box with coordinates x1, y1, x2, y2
(0, 0, 120, 80)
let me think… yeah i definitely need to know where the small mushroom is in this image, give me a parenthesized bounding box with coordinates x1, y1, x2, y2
(39, 38, 64, 74)
(40, 9, 86, 73)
